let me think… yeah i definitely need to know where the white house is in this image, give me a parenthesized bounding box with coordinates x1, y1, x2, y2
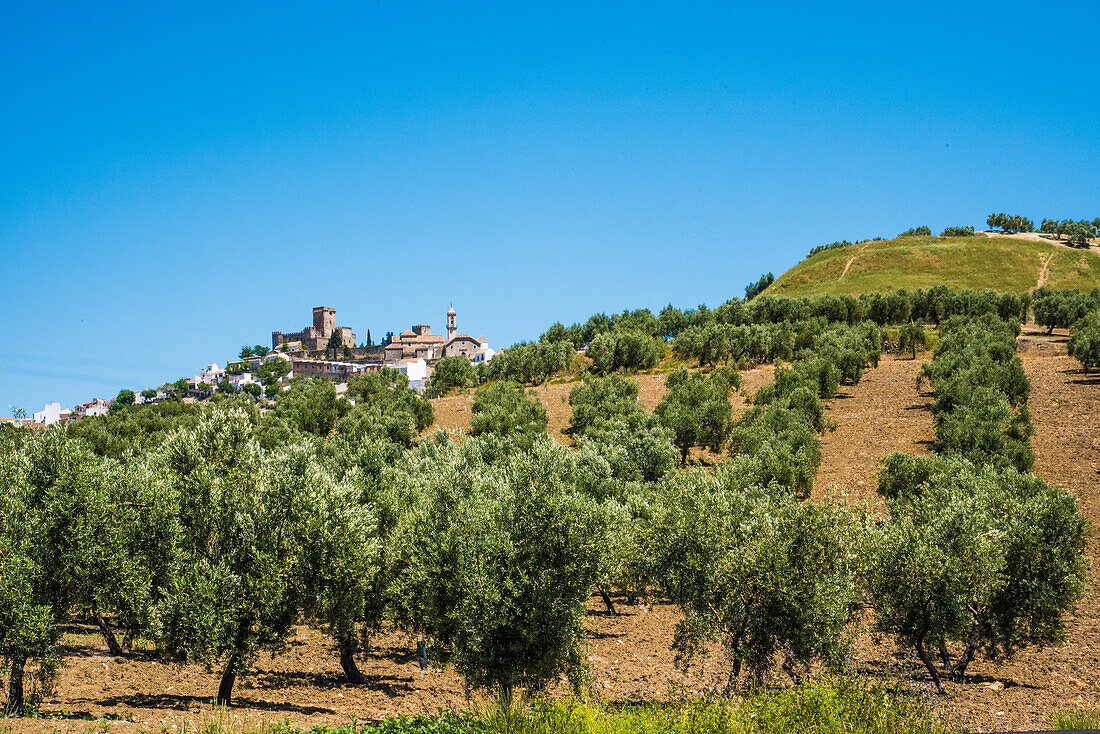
(228, 373, 257, 388)
(472, 337, 495, 363)
(388, 357, 428, 382)
(189, 363, 226, 389)
(74, 398, 110, 418)
(32, 402, 66, 425)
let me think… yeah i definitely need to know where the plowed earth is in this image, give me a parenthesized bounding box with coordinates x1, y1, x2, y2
(10, 334, 1100, 732)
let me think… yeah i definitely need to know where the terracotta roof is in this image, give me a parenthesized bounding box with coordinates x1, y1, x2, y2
(477, 335, 488, 343)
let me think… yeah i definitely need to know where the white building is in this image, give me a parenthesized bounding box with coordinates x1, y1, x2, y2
(388, 357, 428, 382)
(32, 402, 71, 425)
(472, 337, 495, 363)
(189, 363, 226, 389)
(74, 398, 110, 418)
(228, 373, 257, 388)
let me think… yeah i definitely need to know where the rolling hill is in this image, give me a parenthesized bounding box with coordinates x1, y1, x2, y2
(767, 234, 1100, 297)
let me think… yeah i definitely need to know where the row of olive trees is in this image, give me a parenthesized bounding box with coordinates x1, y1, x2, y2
(868, 309, 1088, 693)
(5, 318, 1089, 712)
(1, 412, 386, 711)
(920, 314, 1034, 472)
(1039, 218, 1100, 247)
(1032, 287, 1100, 334)
(478, 287, 1092, 389)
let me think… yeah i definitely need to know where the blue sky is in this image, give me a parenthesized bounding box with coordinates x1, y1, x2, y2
(2, 1, 1098, 411)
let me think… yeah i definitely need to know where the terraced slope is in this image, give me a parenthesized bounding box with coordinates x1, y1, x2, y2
(768, 235, 1100, 296)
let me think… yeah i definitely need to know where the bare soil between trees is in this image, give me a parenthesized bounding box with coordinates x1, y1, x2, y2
(10, 336, 1100, 733)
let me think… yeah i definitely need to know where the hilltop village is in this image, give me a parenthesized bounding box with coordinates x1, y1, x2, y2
(13, 305, 494, 426)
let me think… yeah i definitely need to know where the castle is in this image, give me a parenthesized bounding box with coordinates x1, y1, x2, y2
(272, 306, 357, 352)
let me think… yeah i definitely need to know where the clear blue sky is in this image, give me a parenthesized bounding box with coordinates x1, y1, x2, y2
(3, 1, 1098, 412)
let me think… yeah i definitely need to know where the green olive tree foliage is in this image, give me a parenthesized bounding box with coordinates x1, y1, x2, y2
(586, 331, 662, 374)
(654, 367, 736, 464)
(866, 455, 1088, 693)
(921, 315, 1034, 472)
(567, 375, 642, 436)
(469, 382, 549, 451)
(1068, 310, 1100, 372)
(285, 444, 383, 684)
(0, 439, 60, 715)
(897, 321, 927, 359)
(1032, 287, 1100, 334)
(0, 432, 174, 713)
(986, 212, 1034, 233)
(333, 369, 434, 448)
(644, 463, 861, 685)
(388, 438, 610, 702)
(154, 409, 302, 705)
(424, 356, 476, 398)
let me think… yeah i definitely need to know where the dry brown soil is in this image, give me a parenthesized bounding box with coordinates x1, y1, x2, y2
(10, 338, 1100, 732)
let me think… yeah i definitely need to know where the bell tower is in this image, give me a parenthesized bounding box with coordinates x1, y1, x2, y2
(447, 306, 457, 339)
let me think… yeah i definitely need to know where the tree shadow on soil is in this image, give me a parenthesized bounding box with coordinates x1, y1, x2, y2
(251, 670, 416, 698)
(94, 692, 338, 715)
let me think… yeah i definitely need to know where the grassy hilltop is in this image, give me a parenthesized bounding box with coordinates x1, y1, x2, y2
(767, 234, 1100, 297)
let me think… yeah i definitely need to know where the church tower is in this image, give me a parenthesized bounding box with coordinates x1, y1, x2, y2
(447, 306, 457, 339)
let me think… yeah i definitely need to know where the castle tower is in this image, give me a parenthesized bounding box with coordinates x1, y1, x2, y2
(313, 306, 336, 336)
(447, 306, 457, 340)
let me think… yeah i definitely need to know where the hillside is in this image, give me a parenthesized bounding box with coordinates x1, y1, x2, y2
(768, 234, 1100, 297)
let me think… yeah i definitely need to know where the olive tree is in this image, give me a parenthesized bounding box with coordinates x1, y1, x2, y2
(1068, 310, 1100, 371)
(425, 355, 476, 398)
(645, 463, 860, 685)
(469, 382, 548, 451)
(287, 444, 382, 684)
(654, 367, 736, 464)
(388, 439, 609, 703)
(154, 409, 303, 705)
(897, 321, 927, 359)
(0, 440, 60, 715)
(567, 374, 643, 436)
(866, 455, 1088, 693)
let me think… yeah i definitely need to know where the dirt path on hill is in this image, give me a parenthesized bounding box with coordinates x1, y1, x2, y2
(1035, 252, 1052, 290)
(812, 354, 934, 506)
(839, 242, 871, 279)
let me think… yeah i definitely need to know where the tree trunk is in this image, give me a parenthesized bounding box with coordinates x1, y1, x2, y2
(914, 639, 945, 695)
(597, 585, 617, 616)
(5, 655, 26, 716)
(93, 614, 125, 657)
(339, 639, 365, 684)
(416, 639, 428, 670)
(950, 622, 982, 679)
(216, 618, 251, 706)
(216, 660, 238, 706)
(121, 625, 135, 654)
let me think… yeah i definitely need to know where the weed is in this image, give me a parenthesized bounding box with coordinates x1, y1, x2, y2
(1050, 708, 1100, 731)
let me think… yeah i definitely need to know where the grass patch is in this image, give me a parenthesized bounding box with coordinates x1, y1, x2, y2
(1050, 707, 1100, 731)
(177, 677, 957, 734)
